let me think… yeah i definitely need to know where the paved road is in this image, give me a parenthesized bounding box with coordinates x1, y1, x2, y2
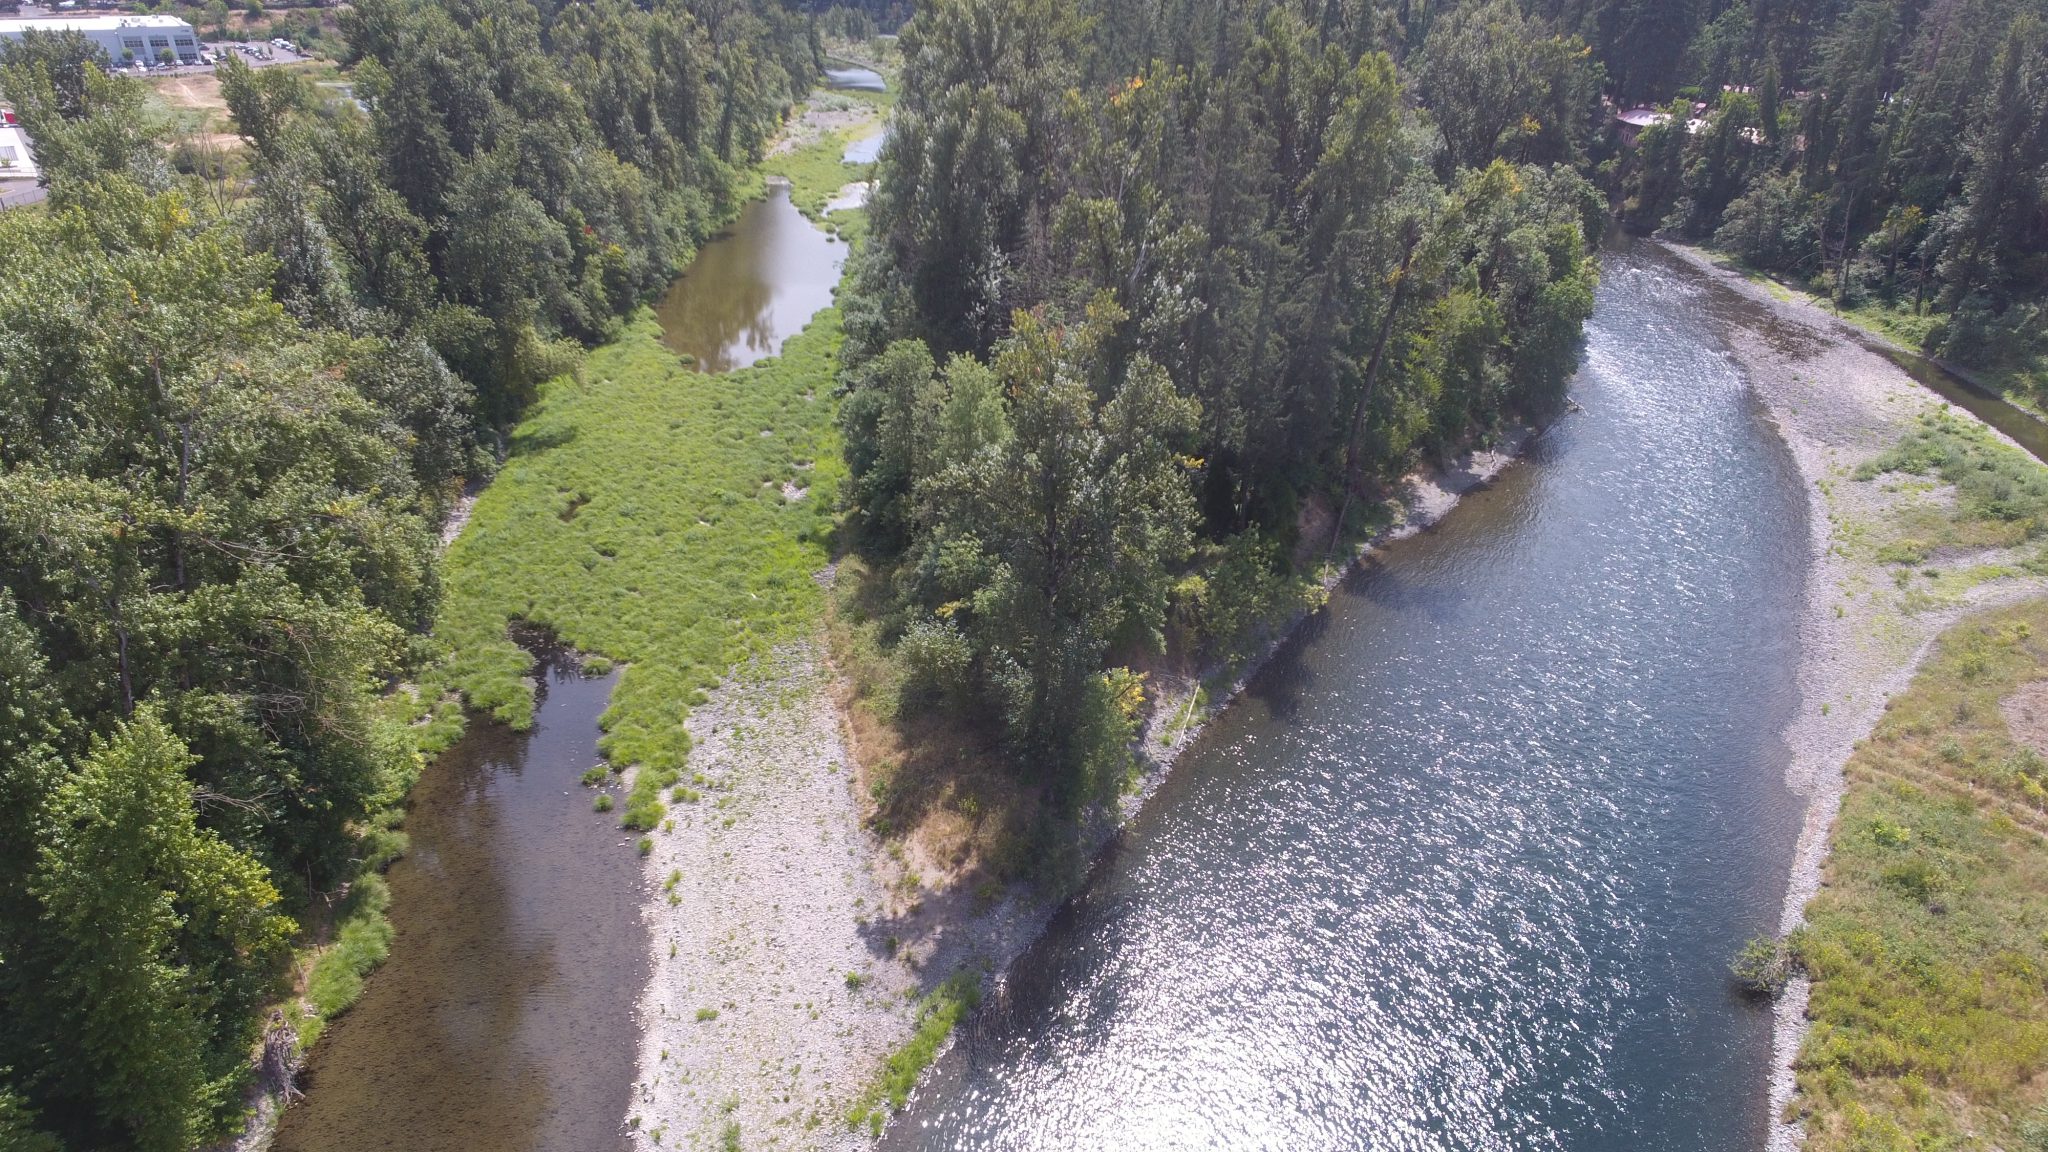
(0, 181, 47, 210)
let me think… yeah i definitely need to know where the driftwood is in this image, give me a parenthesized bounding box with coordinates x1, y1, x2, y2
(258, 1011, 304, 1104)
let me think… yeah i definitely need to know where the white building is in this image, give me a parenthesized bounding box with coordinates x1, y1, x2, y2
(0, 14, 202, 66)
(0, 122, 36, 182)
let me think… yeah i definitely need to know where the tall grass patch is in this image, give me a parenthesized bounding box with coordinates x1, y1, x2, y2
(1792, 598, 2048, 1150)
(845, 968, 981, 1135)
(436, 308, 846, 828)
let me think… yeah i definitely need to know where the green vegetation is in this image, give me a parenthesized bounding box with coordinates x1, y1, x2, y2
(1619, 1, 2048, 408)
(0, 0, 825, 1144)
(762, 92, 890, 221)
(1730, 933, 1794, 997)
(1789, 598, 2048, 1151)
(846, 969, 982, 1135)
(837, 0, 1603, 803)
(300, 876, 396, 1047)
(0, 168, 456, 1148)
(1858, 409, 2048, 559)
(434, 309, 844, 831)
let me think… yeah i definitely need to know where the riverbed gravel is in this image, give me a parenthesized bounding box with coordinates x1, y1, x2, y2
(624, 637, 1047, 1152)
(625, 641, 912, 1152)
(1666, 243, 2048, 1152)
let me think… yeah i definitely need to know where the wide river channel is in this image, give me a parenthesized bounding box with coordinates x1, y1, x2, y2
(884, 238, 1812, 1152)
(277, 202, 1823, 1146)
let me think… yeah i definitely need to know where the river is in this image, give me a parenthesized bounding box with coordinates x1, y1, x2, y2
(280, 208, 1856, 1149)
(273, 187, 843, 1152)
(883, 238, 1813, 1151)
(271, 656, 640, 1152)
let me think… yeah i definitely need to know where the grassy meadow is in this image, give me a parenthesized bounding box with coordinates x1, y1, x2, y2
(1792, 597, 2048, 1150)
(432, 110, 871, 830)
(435, 308, 846, 825)
(1788, 402, 2048, 1147)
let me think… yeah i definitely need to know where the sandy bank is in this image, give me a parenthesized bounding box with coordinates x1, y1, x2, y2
(1661, 242, 2048, 1151)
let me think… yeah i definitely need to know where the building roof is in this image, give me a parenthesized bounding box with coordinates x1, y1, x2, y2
(1616, 107, 1669, 128)
(0, 13, 191, 33)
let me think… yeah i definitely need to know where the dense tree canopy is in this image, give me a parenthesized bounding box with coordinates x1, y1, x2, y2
(4, 0, 2043, 1143)
(1614, 0, 2048, 373)
(838, 0, 1604, 787)
(0, 1, 816, 1145)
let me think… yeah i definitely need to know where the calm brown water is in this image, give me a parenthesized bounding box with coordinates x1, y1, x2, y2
(272, 659, 641, 1152)
(886, 239, 1812, 1151)
(277, 177, 851, 1150)
(653, 181, 847, 371)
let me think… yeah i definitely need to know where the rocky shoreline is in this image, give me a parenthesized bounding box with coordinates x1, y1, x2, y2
(618, 422, 1551, 1150)
(1662, 241, 2048, 1151)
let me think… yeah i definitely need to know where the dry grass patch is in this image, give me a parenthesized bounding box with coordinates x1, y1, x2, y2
(1791, 597, 2048, 1150)
(825, 554, 1039, 897)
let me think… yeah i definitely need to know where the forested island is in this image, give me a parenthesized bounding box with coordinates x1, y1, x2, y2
(0, 0, 2045, 1149)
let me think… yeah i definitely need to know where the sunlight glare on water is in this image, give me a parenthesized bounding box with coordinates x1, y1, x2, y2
(886, 240, 1809, 1152)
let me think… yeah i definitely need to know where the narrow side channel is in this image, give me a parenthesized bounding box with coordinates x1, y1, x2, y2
(271, 656, 641, 1152)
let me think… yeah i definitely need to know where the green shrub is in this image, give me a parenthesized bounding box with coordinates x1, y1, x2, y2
(846, 968, 981, 1132)
(1877, 539, 1931, 565)
(895, 616, 972, 709)
(1729, 933, 1792, 997)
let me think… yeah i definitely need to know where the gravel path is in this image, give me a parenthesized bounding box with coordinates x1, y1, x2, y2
(1664, 243, 2048, 1151)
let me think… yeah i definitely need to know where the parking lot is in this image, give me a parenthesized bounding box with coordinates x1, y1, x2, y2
(6, 5, 317, 76)
(104, 40, 315, 79)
